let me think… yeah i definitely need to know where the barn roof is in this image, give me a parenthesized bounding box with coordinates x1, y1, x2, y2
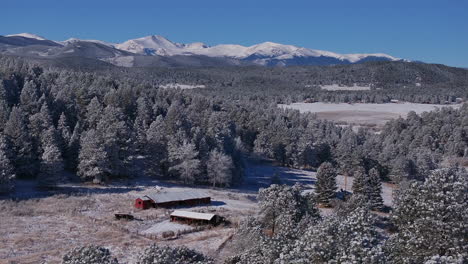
(170, 210, 216, 221)
(144, 190, 210, 204)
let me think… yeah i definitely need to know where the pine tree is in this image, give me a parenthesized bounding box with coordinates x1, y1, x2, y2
(85, 97, 103, 130)
(315, 162, 337, 206)
(168, 141, 200, 184)
(62, 245, 118, 264)
(387, 167, 468, 263)
(65, 121, 81, 171)
(0, 135, 15, 193)
(136, 244, 213, 264)
(38, 139, 64, 188)
(145, 117, 167, 178)
(4, 106, 35, 177)
(352, 167, 368, 196)
(57, 112, 72, 147)
(78, 129, 109, 183)
(206, 149, 233, 187)
(368, 168, 384, 210)
(96, 106, 132, 178)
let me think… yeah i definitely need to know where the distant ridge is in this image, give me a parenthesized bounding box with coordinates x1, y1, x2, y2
(0, 33, 405, 67)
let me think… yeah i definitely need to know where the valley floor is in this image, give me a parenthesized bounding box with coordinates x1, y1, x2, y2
(0, 161, 395, 264)
(279, 102, 462, 129)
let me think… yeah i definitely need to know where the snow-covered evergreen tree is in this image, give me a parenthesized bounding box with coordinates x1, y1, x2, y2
(352, 167, 368, 196)
(315, 162, 337, 206)
(368, 167, 384, 210)
(4, 106, 35, 177)
(206, 149, 233, 187)
(38, 128, 64, 188)
(0, 135, 15, 193)
(78, 129, 109, 183)
(386, 167, 468, 263)
(136, 244, 213, 264)
(168, 140, 200, 184)
(62, 245, 118, 264)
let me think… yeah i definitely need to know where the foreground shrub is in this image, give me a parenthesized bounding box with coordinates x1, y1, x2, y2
(62, 245, 118, 264)
(137, 244, 213, 264)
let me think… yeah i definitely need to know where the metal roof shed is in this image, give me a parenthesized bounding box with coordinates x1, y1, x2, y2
(170, 210, 222, 225)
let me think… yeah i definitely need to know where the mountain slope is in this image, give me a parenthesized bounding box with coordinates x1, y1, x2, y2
(0, 33, 403, 67)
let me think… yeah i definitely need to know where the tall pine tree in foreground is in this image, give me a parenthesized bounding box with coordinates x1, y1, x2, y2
(386, 167, 468, 263)
(315, 162, 337, 206)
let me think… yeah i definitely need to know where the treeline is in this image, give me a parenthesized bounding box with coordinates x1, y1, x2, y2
(227, 167, 467, 263)
(1, 56, 468, 193)
(0, 57, 244, 192)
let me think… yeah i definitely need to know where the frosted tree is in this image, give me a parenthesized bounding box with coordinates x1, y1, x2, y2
(315, 162, 337, 206)
(336, 208, 385, 263)
(134, 96, 152, 152)
(0, 135, 15, 193)
(144, 117, 167, 178)
(258, 184, 320, 238)
(136, 244, 213, 264)
(57, 112, 72, 147)
(78, 129, 109, 183)
(38, 142, 64, 188)
(65, 121, 81, 170)
(282, 208, 385, 263)
(85, 97, 103, 130)
(4, 106, 34, 177)
(352, 167, 368, 196)
(387, 167, 468, 263)
(19, 80, 40, 114)
(368, 168, 384, 210)
(168, 141, 200, 184)
(62, 245, 118, 264)
(38, 128, 64, 187)
(206, 149, 233, 187)
(96, 106, 132, 177)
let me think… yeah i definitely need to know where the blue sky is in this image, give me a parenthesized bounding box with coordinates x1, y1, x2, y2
(1, 0, 467, 67)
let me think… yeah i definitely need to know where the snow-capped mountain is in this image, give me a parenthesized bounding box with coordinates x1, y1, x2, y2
(115, 35, 400, 65)
(6, 33, 47, 41)
(0, 33, 403, 67)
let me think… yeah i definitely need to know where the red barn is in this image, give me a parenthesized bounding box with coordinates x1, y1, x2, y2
(135, 197, 152, 209)
(134, 191, 211, 210)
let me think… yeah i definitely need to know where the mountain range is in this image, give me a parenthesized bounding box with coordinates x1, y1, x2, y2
(0, 33, 403, 67)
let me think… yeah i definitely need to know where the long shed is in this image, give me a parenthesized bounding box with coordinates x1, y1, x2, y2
(135, 190, 211, 209)
(170, 210, 223, 225)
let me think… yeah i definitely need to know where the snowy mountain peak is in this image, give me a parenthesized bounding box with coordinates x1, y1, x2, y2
(2, 33, 403, 66)
(62, 38, 115, 47)
(6, 33, 47, 41)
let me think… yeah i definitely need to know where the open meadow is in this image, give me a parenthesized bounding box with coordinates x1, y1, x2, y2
(0, 161, 395, 263)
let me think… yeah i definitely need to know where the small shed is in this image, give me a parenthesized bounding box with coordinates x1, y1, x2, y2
(135, 197, 153, 209)
(170, 210, 223, 225)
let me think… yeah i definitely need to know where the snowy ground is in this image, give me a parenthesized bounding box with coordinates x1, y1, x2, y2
(0, 160, 394, 263)
(279, 102, 462, 127)
(319, 84, 371, 91)
(159, 83, 206, 89)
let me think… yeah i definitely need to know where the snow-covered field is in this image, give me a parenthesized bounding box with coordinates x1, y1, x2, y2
(0, 161, 394, 263)
(159, 83, 206, 89)
(320, 84, 371, 91)
(279, 102, 462, 127)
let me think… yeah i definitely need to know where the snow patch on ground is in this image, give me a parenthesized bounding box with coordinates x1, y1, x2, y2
(279, 102, 462, 127)
(320, 84, 371, 91)
(143, 220, 193, 235)
(160, 83, 206, 89)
